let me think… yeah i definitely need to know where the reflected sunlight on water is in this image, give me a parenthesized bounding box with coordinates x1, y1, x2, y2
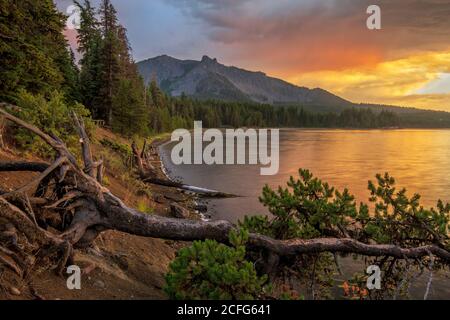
(160, 129, 450, 299)
(161, 129, 450, 222)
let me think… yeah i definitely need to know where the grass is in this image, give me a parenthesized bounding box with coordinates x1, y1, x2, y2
(137, 200, 154, 214)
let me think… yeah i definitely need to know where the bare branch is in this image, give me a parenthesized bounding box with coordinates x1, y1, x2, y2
(44, 191, 82, 209)
(140, 139, 147, 159)
(131, 141, 146, 178)
(22, 194, 38, 227)
(97, 199, 450, 262)
(94, 159, 104, 184)
(1, 157, 67, 198)
(0, 161, 49, 172)
(72, 112, 95, 177)
(0, 197, 63, 246)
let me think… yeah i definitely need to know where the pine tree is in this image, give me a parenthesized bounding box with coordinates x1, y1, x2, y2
(112, 78, 147, 136)
(76, 0, 148, 133)
(111, 25, 148, 135)
(75, 0, 102, 115)
(0, 0, 79, 101)
(149, 78, 166, 108)
(96, 0, 120, 125)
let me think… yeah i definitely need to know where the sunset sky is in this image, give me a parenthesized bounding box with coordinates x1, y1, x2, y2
(57, 0, 450, 111)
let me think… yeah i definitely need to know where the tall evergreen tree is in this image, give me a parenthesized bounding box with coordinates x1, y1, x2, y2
(75, 0, 102, 114)
(0, 0, 79, 102)
(96, 0, 120, 125)
(76, 0, 148, 133)
(148, 78, 166, 108)
(112, 78, 147, 136)
(111, 24, 148, 135)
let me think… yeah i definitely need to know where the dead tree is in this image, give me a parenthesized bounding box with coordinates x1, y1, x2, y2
(0, 104, 449, 281)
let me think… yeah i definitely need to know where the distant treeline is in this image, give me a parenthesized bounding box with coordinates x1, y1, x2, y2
(149, 92, 450, 133)
(148, 94, 401, 133)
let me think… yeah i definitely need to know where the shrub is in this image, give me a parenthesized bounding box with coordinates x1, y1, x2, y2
(99, 138, 133, 159)
(240, 169, 361, 240)
(164, 229, 268, 300)
(239, 169, 450, 299)
(12, 90, 93, 157)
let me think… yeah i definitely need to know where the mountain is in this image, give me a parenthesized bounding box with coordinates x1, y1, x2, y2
(137, 55, 351, 107)
(136, 55, 450, 127)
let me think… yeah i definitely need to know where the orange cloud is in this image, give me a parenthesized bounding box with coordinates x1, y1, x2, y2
(287, 50, 450, 111)
(173, 0, 450, 77)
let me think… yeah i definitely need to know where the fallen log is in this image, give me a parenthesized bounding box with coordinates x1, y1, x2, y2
(142, 177, 238, 198)
(132, 139, 239, 198)
(0, 162, 238, 198)
(0, 161, 49, 172)
(0, 104, 449, 283)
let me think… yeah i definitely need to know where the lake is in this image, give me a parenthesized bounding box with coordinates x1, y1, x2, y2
(160, 129, 450, 299)
(160, 129, 450, 222)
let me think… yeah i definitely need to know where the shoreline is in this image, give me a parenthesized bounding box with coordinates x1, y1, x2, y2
(151, 137, 210, 221)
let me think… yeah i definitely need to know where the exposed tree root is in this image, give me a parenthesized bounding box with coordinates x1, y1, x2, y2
(0, 104, 449, 290)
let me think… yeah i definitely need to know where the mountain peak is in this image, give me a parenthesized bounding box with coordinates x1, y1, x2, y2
(154, 54, 177, 61)
(136, 55, 351, 106)
(201, 55, 218, 64)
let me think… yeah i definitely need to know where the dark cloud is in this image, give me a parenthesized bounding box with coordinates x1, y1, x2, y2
(52, 0, 450, 109)
(55, 0, 450, 77)
(167, 0, 450, 73)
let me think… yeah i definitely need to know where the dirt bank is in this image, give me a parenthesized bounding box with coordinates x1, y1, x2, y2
(0, 128, 196, 300)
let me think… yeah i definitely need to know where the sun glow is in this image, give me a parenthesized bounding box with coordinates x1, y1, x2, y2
(286, 50, 450, 111)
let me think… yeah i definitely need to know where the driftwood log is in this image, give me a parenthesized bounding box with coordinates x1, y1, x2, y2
(0, 104, 450, 280)
(131, 139, 238, 198)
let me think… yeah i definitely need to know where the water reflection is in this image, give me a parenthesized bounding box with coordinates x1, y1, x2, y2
(160, 129, 450, 299)
(161, 129, 450, 222)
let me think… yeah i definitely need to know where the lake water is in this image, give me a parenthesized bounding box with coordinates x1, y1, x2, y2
(160, 129, 450, 299)
(161, 129, 450, 222)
